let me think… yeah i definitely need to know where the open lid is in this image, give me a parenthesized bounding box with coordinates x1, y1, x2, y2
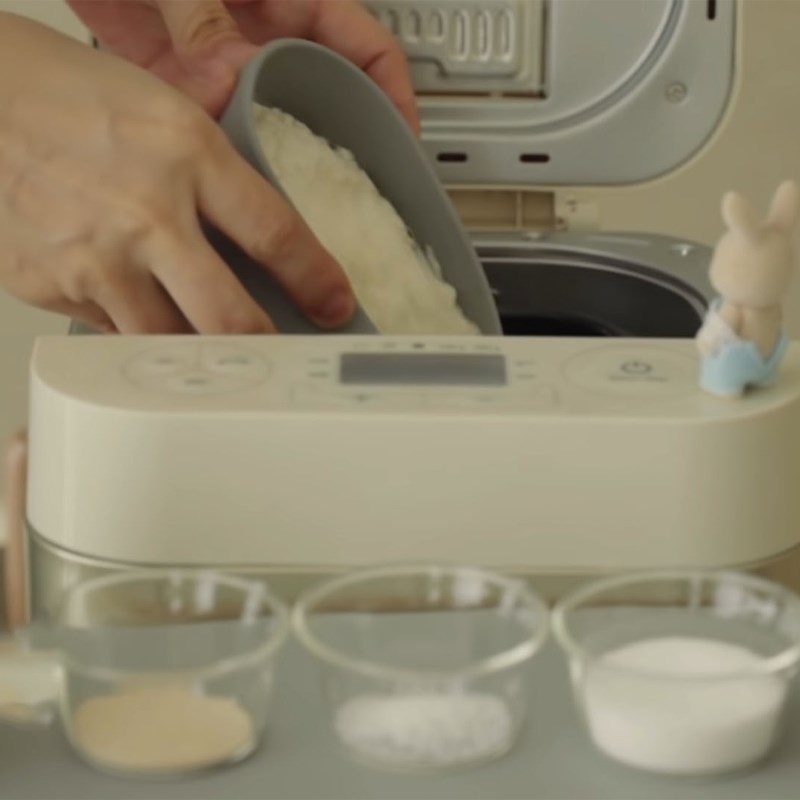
(364, 0, 735, 187)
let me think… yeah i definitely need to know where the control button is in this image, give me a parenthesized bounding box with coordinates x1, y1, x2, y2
(292, 385, 423, 410)
(124, 344, 199, 380)
(517, 385, 558, 406)
(125, 343, 264, 395)
(425, 394, 494, 412)
(564, 346, 695, 397)
(341, 391, 424, 410)
(201, 345, 267, 383)
(147, 354, 188, 372)
(166, 372, 242, 395)
(292, 386, 354, 408)
(620, 360, 652, 375)
(426, 386, 556, 412)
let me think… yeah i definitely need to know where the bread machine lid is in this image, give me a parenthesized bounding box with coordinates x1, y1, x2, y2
(364, 0, 735, 186)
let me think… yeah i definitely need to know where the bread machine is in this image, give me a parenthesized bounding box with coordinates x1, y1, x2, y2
(24, 0, 800, 615)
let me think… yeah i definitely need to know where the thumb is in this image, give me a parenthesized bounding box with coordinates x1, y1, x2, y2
(155, 0, 257, 73)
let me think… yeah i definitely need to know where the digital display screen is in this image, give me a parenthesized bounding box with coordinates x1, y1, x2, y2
(339, 352, 507, 386)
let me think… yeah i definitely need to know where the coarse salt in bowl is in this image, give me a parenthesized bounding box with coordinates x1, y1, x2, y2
(553, 570, 800, 777)
(292, 564, 549, 772)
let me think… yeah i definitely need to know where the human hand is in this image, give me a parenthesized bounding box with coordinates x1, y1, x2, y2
(0, 13, 355, 333)
(67, 0, 420, 131)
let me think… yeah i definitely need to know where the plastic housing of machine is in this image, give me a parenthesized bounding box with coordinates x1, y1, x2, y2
(26, 335, 800, 610)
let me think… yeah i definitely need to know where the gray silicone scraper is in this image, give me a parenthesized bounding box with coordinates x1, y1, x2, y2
(215, 38, 501, 335)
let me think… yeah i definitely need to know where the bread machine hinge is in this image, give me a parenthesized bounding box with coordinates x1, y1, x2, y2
(554, 192, 600, 232)
(447, 188, 599, 233)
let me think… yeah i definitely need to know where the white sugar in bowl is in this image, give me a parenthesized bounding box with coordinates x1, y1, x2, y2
(553, 571, 800, 777)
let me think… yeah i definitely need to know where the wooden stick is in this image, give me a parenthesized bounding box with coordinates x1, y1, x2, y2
(4, 430, 28, 630)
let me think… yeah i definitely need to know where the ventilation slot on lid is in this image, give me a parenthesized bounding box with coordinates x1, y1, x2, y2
(475, 10, 491, 62)
(452, 9, 469, 61)
(519, 153, 550, 164)
(428, 9, 445, 42)
(381, 8, 399, 33)
(405, 9, 422, 41)
(437, 152, 469, 163)
(365, 0, 547, 98)
(707, 1, 717, 21)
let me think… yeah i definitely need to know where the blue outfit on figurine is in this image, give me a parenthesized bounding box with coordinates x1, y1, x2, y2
(699, 299, 788, 396)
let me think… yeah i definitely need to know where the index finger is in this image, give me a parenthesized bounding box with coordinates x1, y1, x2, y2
(197, 132, 357, 329)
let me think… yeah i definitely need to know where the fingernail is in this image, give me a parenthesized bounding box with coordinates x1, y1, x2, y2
(316, 290, 356, 327)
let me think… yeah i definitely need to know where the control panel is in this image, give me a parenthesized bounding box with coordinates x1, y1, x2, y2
(288, 339, 557, 412)
(29, 335, 772, 419)
(124, 343, 269, 395)
(116, 338, 695, 408)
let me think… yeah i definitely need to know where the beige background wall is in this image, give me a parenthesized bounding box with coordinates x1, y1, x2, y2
(1, 0, 800, 512)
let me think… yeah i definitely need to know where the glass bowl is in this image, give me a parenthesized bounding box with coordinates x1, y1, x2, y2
(292, 564, 549, 772)
(51, 570, 289, 778)
(553, 570, 800, 777)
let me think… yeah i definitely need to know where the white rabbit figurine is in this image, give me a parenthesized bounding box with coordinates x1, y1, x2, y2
(696, 180, 799, 397)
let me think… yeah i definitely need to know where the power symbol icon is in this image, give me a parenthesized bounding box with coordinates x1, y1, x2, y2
(621, 360, 653, 375)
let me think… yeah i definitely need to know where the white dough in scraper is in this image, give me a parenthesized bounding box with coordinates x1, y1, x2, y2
(253, 104, 479, 335)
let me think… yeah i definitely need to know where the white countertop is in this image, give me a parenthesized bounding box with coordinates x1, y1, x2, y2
(0, 637, 798, 800)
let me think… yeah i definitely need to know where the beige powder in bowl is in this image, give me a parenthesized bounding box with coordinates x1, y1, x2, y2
(70, 684, 254, 774)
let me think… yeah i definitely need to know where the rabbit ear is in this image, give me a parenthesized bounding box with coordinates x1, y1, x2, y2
(722, 191, 760, 237)
(767, 180, 800, 232)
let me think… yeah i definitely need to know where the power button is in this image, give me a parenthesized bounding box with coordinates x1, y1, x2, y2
(620, 360, 653, 375)
(564, 346, 696, 397)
